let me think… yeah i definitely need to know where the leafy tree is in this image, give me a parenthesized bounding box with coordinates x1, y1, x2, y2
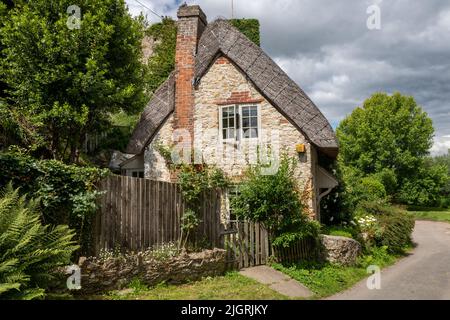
(145, 17, 177, 94)
(230, 19, 260, 46)
(432, 150, 450, 195)
(0, 0, 147, 162)
(0, 183, 79, 300)
(337, 92, 446, 205)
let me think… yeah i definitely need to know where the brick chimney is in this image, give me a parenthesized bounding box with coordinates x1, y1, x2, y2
(174, 4, 207, 144)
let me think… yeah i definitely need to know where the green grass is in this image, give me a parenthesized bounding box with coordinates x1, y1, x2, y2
(272, 246, 401, 298)
(409, 208, 450, 223)
(81, 272, 287, 300)
(321, 225, 357, 239)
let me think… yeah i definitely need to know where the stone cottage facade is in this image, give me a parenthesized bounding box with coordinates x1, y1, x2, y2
(125, 4, 339, 221)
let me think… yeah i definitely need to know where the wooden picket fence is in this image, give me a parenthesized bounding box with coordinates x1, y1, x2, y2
(93, 175, 222, 254)
(271, 237, 318, 264)
(221, 222, 317, 269)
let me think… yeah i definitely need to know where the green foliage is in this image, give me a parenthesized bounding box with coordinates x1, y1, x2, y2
(336, 92, 443, 206)
(179, 209, 201, 250)
(271, 221, 321, 248)
(177, 164, 229, 206)
(145, 18, 177, 94)
(0, 150, 108, 254)
(231, 156, 319, 246)
(357, 176, 387, 201)
(176, 164, 229, 249)
(355, 201, 415, 253)
(0, 184, 79, 300)
(0, 0, 147, 161)
(397, 162, 448, 207)
(272, 246, 397, 298)
(230, 19, 260, 46)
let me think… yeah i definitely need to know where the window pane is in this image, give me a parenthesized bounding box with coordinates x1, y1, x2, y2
(222, 107, 231, 118)
(222, 118, 228, 129)
(250, 117, 257, 127)
(223, 129, 227, 139)
(228, 129, 235, 139)
(242, 107, 250, 117)
(251, 128, 258, 138)
(250, 107, 257, 116)
(243, 128, 250, 138)
(229, 117, 234, 127)
(242, 117, 249, 128)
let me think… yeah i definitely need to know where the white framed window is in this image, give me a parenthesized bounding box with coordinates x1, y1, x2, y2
(219, 104, 260, 142)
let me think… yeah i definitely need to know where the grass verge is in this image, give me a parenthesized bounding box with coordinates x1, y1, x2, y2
(409, 209, 450, 223)
(272, 246, 404, 299)
(79, 272, 287, 300)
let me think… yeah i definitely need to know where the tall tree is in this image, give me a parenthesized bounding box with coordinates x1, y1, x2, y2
(337, 92, 446, 205)
(0, 0, 147, 162)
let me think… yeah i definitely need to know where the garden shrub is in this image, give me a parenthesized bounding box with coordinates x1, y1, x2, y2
(0, 150, 108, 254)
(231, 156, 320, 247)
(355, 200, 415, 253)
(0, 184, 79, 300)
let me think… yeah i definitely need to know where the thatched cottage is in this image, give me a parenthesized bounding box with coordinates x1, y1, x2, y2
(123, 4, 338, 220)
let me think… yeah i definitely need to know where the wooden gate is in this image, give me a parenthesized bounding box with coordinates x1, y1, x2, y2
(222, 221, 317, 269)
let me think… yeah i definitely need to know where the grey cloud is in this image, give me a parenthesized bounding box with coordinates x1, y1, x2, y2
(128, 0, 450, 155)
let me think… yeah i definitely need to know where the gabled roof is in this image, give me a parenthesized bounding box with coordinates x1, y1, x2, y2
(127, 19, 338, 156)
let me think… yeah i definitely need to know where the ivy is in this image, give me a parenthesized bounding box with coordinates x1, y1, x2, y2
(145, 18, 177, 94)
(230, 19, 261, 46)
(0, 149, 109, 255)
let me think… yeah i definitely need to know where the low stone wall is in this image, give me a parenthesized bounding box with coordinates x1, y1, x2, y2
(73, 248, 226, 294)
(320, 235, 362, 266)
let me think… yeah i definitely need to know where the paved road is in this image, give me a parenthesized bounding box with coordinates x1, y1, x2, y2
(328, 220, 450, 300)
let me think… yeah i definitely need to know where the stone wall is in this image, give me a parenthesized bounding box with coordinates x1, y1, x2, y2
(144, 115, 174, 181)
(73, 249, 226, 294)
(194, 55, 315, 217)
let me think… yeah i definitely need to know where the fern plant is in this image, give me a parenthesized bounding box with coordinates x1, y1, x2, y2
(0, 183, 79, 300)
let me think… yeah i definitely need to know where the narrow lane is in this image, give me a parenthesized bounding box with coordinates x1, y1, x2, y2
(327, 220, 450, 300)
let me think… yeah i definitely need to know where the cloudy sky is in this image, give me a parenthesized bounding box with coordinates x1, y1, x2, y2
(126, 0, 450, 155)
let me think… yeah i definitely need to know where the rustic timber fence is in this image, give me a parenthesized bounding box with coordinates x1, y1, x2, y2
(93, 174, 222, 254)
(222, 222, 317, 269)
(94, 175, 317, 267)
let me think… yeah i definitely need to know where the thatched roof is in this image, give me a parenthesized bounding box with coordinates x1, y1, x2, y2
(127, 19, 338, 156)
(127, 72, 175, 154)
